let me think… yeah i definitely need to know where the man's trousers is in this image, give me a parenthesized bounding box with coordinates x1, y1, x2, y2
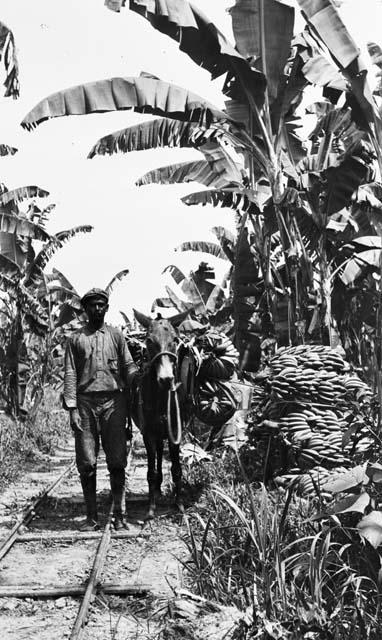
(75, 391, 128, 475)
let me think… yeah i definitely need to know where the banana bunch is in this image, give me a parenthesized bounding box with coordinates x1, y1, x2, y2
(196, 379, 237, 426)
(276, 465, 348, 498)
(342, 374, 372, 401)
(198, 332, 239, 381)
(279, 408, 348, 469)
(272, 344, 350, 373)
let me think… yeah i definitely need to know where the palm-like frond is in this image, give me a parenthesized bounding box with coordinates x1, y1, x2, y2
(163, 264, 186, 285)
(129, 0, 265, 104)
(24, 225, 93, 286)
(0, 21, 19, 98)
(21, 76, 233, 131)
(0, 186, 49, 207)
(0, 213, 51, 241)
(165, 285, 191, 313)
(0, 274, 48, 332)
(182, 188, 260, 215)
(229, 0, 295, 101)
(211, 226, 236, 246)
(105, 268, 130, 294)
(88, 118, 227, 158)
(175, 241, 229, 261)
(151, 297, 174, 313)
(137, 159, 239, 189)
(0, 144, 17, 156)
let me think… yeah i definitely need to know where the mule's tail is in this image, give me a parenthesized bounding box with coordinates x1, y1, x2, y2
(167, 386, 182, 445)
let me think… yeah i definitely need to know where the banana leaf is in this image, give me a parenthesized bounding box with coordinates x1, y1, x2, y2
(340, 248, 382, 285)
(88, 118, 226, 158)
(211, 226, 236, 246)
(105, 268, 130, 294)
(163, 265, 186, 286)
(165, 285, 191, 312)
(182, 188, 260, 216)
(21, 76, 233, 131)
(137, 160, 204, 186)
(367, 42, 382, 96)
(0, 144, 17, 156)
(229, 0, 294, 101)
(105, 0, 125, 10)
(201, 142, 245, 186)
(324, 141, 375, 214)
(50, 267, 77, 292)
(295, 30, 347, 92)
(175, 241, 229, 261)
(0, 21, 19, 98)
(129, 0, 266, 105)
(0, 256, 20, 280)
(0, 186, 49, 207)
(137, 159, 237, 189)
(151, 297, 174, 313)
(296, 0, 377, 130)
(0, 213, 50, 241)
(205, 284, 225, 313)
(24, 225, 93, 286)
(0, 232, 28, 268)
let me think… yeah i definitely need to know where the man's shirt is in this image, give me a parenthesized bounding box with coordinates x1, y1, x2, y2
(63, 324, 138, 409)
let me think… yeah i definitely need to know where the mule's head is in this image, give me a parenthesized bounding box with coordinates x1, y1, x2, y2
(134, 309, 188, 390)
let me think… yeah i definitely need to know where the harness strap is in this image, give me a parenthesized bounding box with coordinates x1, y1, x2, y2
(148, 350, 177, 367)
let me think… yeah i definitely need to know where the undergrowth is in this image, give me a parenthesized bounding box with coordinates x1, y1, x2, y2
(0, 388, 69, 490)
(182, 449, 382, 639)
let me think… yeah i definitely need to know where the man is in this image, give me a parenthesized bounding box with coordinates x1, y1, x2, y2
(63, 288, 138, 531)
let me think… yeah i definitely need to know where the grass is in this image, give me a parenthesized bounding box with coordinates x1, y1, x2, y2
(0, 387, 70, 490)
(182, 447, 382, 639)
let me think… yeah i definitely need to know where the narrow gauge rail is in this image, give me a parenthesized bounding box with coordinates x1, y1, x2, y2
(0, 436, 151, 639)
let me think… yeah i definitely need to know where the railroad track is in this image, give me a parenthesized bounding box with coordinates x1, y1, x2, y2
(0, 434, 153, 639)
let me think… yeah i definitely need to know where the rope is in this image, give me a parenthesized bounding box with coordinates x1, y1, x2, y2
(167, 386, 182, 446)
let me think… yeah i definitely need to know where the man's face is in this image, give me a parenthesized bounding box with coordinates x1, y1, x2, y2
(84, 297, 109, 325)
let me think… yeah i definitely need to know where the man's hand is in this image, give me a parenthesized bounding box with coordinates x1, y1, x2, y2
(69, 409, 83, 433)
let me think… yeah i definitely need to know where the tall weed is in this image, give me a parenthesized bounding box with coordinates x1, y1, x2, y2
(183, 451, 382, 638)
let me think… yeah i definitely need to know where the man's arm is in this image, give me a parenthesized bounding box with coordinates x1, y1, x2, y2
(118, 332, 139, 390)
(63, 338, 82, 432)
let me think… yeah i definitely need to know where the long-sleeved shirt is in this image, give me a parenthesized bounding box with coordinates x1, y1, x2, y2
(63, 323, 138, 409)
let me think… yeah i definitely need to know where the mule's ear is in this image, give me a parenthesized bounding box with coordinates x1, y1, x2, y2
(168, 310, 192, 328)
(133, 309, 151, 329)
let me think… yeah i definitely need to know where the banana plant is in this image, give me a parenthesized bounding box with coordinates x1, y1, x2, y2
(0, 20, 19, 98)
(0, 186, 93, 416)
(19, 0, 382, 367)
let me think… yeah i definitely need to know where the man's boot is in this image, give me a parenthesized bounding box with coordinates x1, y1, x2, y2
(110, 469, 128, 530)
(80, 473, 99, 531)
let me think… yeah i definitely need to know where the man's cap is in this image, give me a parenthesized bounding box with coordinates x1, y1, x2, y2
(80, 288, 109, 306)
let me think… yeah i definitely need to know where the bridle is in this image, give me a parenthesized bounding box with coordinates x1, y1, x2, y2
(148, 350, 177, 369)
(144, 347, 182, 445)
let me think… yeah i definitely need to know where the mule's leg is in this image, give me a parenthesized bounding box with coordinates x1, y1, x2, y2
(168, 441, 184, 513)
(143, 434, 157, 519)
(155, 438, 164, 500)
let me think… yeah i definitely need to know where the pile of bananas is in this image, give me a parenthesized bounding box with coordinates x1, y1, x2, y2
(197, 332, 239, 381)
(196, 379, 237, 426)
(271, 344, 349, 373)
(246, 344, 374, 496)
(279, 408, 348, 468)
(270, 346, 371, 405)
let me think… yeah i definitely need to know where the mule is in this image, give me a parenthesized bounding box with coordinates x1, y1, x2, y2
(132, 309, 187, 519)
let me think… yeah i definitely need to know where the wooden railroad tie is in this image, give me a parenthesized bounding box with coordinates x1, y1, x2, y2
(0, 583, 150, 599)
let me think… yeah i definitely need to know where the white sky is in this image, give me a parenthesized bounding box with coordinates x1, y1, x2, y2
(0, 0, 381, 324)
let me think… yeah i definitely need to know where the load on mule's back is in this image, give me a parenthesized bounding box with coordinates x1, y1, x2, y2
(131, 309, 186, 519)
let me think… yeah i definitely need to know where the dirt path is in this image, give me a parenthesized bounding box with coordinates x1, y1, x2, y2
(0, 433, 188, 639)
